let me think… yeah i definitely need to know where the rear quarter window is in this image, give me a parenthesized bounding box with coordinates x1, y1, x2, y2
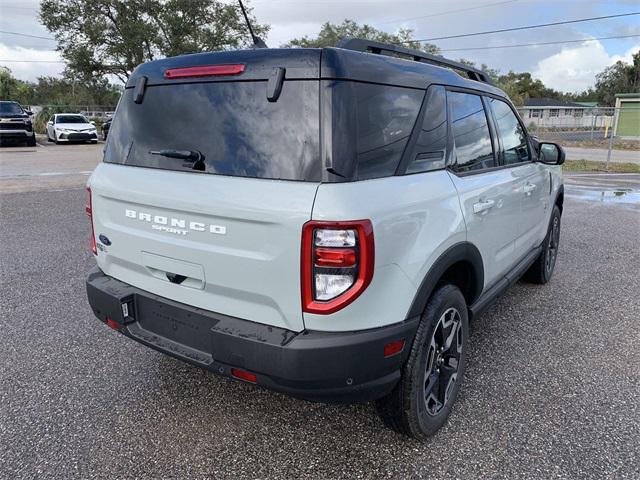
(326, 81, 424, 180)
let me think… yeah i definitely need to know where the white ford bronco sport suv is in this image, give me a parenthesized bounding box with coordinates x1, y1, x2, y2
(86, 39, 565, 439)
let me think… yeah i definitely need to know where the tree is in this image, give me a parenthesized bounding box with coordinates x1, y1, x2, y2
(0, 68, 34, 103)
(593, 50, 640, 106)
(0, 67, 121, 109)
(40, 0, 269, 83)
(284, 20, 439, 54)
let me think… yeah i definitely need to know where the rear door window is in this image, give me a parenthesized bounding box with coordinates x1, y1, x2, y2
(487, 98, 530, 165)
(448, 91, 496, 173)
(104, 80, 321, 181)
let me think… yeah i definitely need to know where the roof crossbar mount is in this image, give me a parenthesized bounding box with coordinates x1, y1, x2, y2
(336, 38, 493, 85)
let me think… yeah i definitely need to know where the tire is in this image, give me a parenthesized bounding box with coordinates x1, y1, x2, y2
(47, 133, 53, 142)
(524, 205, 561, 284)
(26, 135, 36, 147)
(90, 140, 98, 144)
(376, 284, 469, 439)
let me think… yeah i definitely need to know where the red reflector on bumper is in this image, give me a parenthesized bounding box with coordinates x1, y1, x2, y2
(106, 318, 120, 330)
(383, 339, 405, 358)
(164, 64, 245, 79)
(231, 368, 257, 383)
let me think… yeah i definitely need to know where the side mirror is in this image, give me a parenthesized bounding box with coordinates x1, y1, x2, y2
(90, 121, 96, 125)
(538, 142, 565, 166)
(25, 110, 33, 116)
(47, 121, 53, 125)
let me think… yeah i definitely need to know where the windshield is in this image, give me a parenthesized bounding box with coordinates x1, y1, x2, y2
(0, 102, 24, 115)
(104, 80, 320, 181)
(57, 115, 88, 124)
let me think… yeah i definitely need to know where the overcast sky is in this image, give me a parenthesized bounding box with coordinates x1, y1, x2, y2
(0, 0, 638, 93)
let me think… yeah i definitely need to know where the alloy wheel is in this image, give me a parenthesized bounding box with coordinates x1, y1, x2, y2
(545, 216, 560, 274)
(424, 307, 463, 416)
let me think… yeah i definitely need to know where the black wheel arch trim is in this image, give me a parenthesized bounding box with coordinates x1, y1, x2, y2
(406, 242, 484, 319)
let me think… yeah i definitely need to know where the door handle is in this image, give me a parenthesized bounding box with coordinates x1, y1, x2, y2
(473, 199, 495, 214)
(523, 183, 537, 195)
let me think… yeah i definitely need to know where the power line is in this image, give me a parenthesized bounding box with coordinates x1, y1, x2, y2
(1, 33, 638, 65)
(0, 30, 56, 41)
(406, 12, 640, 43)
(380, 0, 519, 25)
(440, 34, 640, 52)
(0, 59, 65, 63)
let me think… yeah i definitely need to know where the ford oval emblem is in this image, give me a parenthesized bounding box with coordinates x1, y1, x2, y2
(98, 234, 112, 246)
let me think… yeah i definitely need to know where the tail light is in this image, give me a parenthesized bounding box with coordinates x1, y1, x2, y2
(85, 187, 97, 255)
(301, 220, 374, 314)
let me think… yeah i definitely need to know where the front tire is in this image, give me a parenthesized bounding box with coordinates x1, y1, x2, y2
(524, 205, 561, 284)
(26, 135, 36, 147)
(376, 284, 468, 439)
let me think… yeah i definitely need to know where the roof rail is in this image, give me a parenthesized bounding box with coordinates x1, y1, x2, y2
(336, 38, 493, 85)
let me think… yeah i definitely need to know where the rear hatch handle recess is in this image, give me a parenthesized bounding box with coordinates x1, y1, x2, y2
(149, 149, 205, 171)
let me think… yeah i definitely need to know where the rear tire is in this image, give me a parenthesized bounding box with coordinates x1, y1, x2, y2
(376, 284, 468, 439)
(524, 205, 561, 284)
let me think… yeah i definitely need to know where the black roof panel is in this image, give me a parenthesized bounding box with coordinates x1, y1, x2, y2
(126, 48, 322, 87)
(126, 46, 507, 99)
(321, 47, 506, 95)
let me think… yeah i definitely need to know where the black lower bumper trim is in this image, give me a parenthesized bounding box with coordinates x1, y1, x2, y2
(86, 267, 419, 403)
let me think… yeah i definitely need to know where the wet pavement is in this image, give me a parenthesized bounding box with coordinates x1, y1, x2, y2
(565, 173, 640, 207)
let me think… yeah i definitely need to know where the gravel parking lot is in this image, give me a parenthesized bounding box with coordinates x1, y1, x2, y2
(1, 144, 639, 479)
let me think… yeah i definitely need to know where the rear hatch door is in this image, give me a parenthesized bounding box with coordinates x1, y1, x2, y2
(89, 49, 321, 332)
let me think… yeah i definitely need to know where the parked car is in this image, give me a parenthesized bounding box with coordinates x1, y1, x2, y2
(0, 101, 36, 147)
(85, 39, 565, 439)
(46, 114, 98, 144)
(101, 118, 111, 141)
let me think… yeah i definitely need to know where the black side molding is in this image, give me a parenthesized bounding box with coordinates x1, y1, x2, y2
(468, 245, 542, 321)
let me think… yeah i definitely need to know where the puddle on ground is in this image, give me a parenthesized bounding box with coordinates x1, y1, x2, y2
(566, 186, 640, 205)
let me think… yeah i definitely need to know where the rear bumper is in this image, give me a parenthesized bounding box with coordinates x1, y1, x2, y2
(86, 266, 419, 403)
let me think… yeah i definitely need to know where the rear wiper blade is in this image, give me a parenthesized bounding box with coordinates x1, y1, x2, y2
(149, 149, 202, 161)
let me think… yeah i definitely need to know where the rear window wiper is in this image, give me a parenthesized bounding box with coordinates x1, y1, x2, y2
(149, 149, 201, 161)
(149, 149, 205, 171)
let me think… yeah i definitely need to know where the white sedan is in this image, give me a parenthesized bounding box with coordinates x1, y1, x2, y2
(46, 114, 98, 144)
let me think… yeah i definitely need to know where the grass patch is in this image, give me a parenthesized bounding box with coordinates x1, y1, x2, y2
(563, 159, 640, 173)
(558, 139, 640, 150)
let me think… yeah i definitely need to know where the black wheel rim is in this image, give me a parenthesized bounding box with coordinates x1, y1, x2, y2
(424, 308, 463, 416)
(545, 216, 560, 274)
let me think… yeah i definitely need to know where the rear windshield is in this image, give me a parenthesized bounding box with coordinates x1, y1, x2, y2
(57, 115, 88, 124)
(104, 80, 320, 181)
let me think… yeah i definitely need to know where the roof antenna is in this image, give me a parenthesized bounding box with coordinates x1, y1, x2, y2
(238, 0, 268, 49)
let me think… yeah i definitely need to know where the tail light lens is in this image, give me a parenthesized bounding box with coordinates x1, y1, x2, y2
(302, 220, 374, 314)
(85, 187, 97, 255)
